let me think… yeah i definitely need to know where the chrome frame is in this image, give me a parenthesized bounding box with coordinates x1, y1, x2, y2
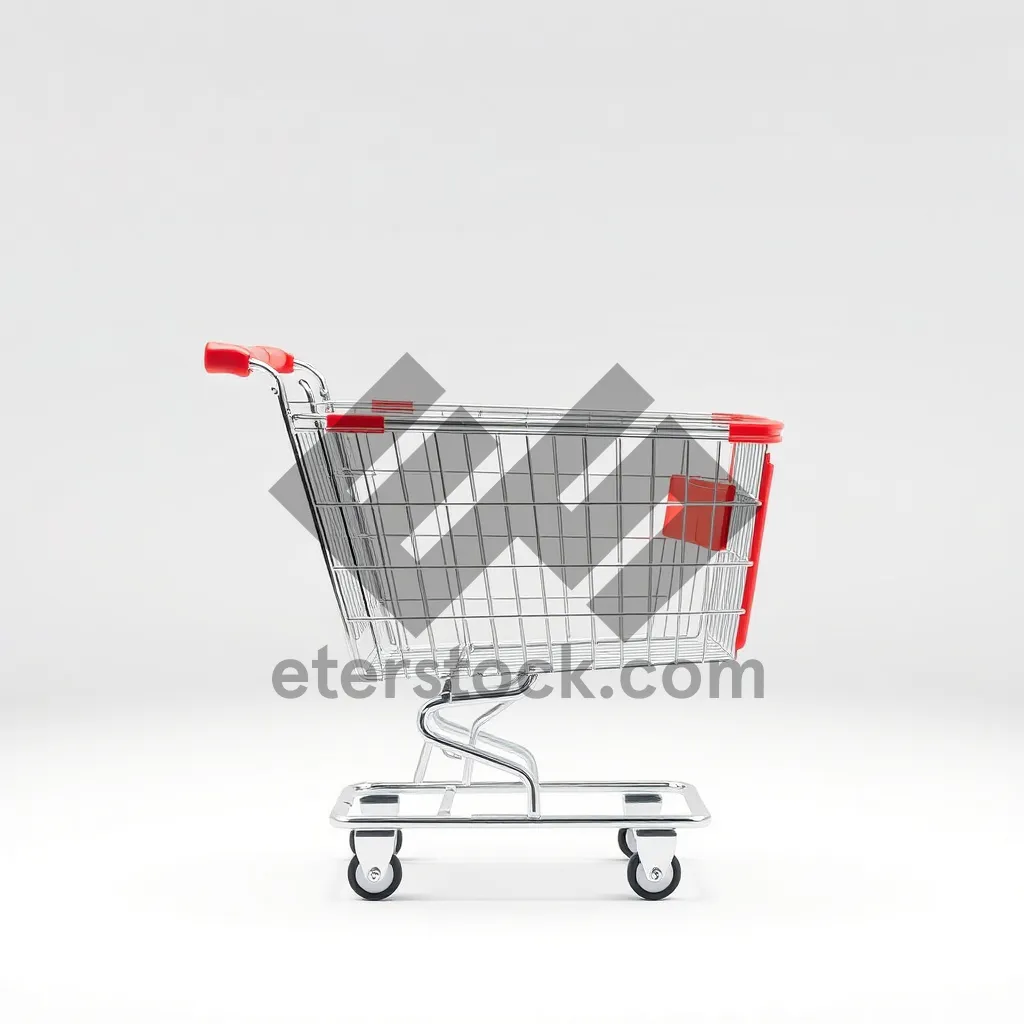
(334, 781, 709, 830)
(332, 668, 709, 864)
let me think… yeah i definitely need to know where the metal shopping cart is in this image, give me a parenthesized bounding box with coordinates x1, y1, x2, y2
(204, 342, 782, 900)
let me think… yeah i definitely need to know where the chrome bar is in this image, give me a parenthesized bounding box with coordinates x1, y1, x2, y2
(417, 673, 541, 816)
(330, 779, 711, 828)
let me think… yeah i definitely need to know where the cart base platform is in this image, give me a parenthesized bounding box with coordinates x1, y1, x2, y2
(331, 779, 710, 900)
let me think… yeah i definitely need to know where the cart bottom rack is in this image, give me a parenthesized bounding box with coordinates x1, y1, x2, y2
(333, 779, 709, 901)
(330, 671, 709, 901)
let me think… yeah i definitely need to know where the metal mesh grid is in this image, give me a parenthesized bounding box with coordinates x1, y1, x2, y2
(291, 404, 766, 676)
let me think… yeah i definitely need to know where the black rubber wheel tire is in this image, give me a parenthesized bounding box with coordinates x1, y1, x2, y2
(617, 828, 636, 857)
(347, 855, 403, 901)
(626, 853, 681, 901)
(350, 829, 402, 855)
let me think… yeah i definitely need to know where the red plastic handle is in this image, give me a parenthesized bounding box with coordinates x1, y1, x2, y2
(204, 342, 252, 376)
(204, 341, 295, 376)
(248, 346, 295, 373)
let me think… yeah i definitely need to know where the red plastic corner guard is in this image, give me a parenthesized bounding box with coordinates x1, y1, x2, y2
(325, 413, 387, 433)
(735, 454, 775, 650)
(712, 412, 784, 443)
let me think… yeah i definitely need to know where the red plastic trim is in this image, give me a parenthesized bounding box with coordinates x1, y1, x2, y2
(204, 341, 252, 376)
(371, 400, 415, 412)
(735, 454, 774, 650)
(326, 413, 387, 433)
(712, 412, 784, 443)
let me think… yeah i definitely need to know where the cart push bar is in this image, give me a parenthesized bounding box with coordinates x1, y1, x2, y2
(204, 341, 782, 900)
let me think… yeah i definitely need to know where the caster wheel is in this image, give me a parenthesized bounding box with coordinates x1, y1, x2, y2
(626, 853, 681, 901)
(617, 828, 636, 857)
(348, 855, 403, 901)
(350, 830, 402, 855)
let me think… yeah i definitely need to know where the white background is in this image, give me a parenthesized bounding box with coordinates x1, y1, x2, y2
(2, 2, 1022, 1021)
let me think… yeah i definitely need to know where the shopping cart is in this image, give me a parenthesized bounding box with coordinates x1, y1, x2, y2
(204, 341, 782, 900)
